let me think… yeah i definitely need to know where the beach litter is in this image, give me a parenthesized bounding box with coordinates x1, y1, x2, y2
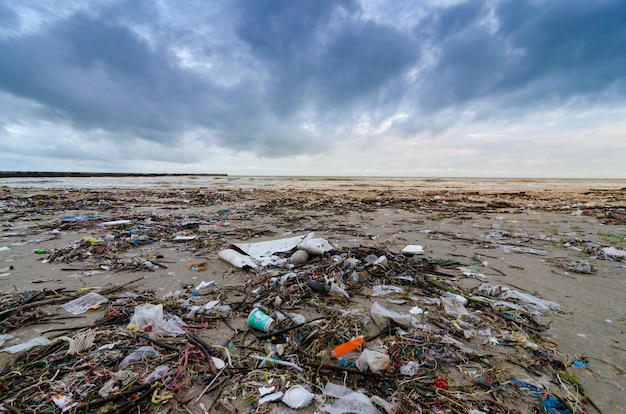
(0, 243, 588, 413)
(1, 185, 622, 413)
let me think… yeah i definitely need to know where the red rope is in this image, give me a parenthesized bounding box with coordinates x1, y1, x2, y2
(163, 344, 199, 391)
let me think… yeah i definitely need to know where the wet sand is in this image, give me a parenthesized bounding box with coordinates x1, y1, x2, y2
(1, 178, 625, 412)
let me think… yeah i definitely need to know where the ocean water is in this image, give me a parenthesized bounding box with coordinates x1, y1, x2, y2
(0, 175, 624, 191)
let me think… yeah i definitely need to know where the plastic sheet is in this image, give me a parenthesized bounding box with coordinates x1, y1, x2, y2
(1, 336, 51, 354)
(370, 302, 412, 328)
(401, 245, 424, 254)
(298, 238, 334, 255)
(232, 232, 315, 267)
(218, 249, 258, 269)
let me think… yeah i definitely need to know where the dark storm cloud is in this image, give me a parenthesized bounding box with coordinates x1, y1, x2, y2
(0, 0, 625, 160)
(235, 0, 418, 116)
(417, 0, 626, 112)
(0, 11, 205, 139)
(235, 0, 356, 62)
(495, 1, 626, 96)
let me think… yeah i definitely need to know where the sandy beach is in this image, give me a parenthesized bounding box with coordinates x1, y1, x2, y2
(1, 177, 624, 413)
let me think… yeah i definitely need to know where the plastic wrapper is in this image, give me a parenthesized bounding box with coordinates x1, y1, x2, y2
(499, 289, 560, 316)
(143, 364, 170, 384)
(52, 394, 78, 412)
(373, 255, 388, 267)
(61, 292, 109, 315)
(329, 282, 349, 298)
(259, 391, 284, 405)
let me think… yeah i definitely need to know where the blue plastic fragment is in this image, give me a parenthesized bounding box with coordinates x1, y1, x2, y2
(573, 359, 588, 368)
(509, 378, 538, 390)
(543, 395, 571, 414)
(338, 357, 355, 369)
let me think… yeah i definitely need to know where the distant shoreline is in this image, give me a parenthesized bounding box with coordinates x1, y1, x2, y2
(0, 171, 227, 178)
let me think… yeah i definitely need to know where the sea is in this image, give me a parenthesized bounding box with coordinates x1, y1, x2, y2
(0, 175, 624, 191)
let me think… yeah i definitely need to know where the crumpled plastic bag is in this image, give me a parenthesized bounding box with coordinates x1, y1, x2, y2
(440, 294, 470, 318)
(399, 361, 421, 376)
(324, 382, 353, 398)
(128, 304, 186, 336)
(599, 246, 626, 261)
(118, 345, 160, 368)
(320, 390, 382, 414)
(477, 283, 560, 316)
(499, 289, 560, 316)
(356, 349, 390, 374)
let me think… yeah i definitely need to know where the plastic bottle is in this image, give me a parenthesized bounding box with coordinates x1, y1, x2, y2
(332, 337, 365, 358)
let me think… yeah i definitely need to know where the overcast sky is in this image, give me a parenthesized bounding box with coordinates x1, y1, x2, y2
(1, 0, 625, 177)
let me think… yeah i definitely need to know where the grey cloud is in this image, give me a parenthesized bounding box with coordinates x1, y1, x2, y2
(0, 0, 625, 164)
(235, 0, 357, 62)
(235, 0, 420, 128)
(495, 0, 626, 96)
(415, 0, 626, 116)
(0, 12, 189, 137)
(315, 20, 419, 105)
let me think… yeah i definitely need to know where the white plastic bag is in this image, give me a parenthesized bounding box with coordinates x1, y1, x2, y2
(356, 349, 390, 374)
(128, 304, 186, 336)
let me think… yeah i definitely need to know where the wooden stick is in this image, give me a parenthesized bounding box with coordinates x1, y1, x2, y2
(0, 296, 71, 321)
